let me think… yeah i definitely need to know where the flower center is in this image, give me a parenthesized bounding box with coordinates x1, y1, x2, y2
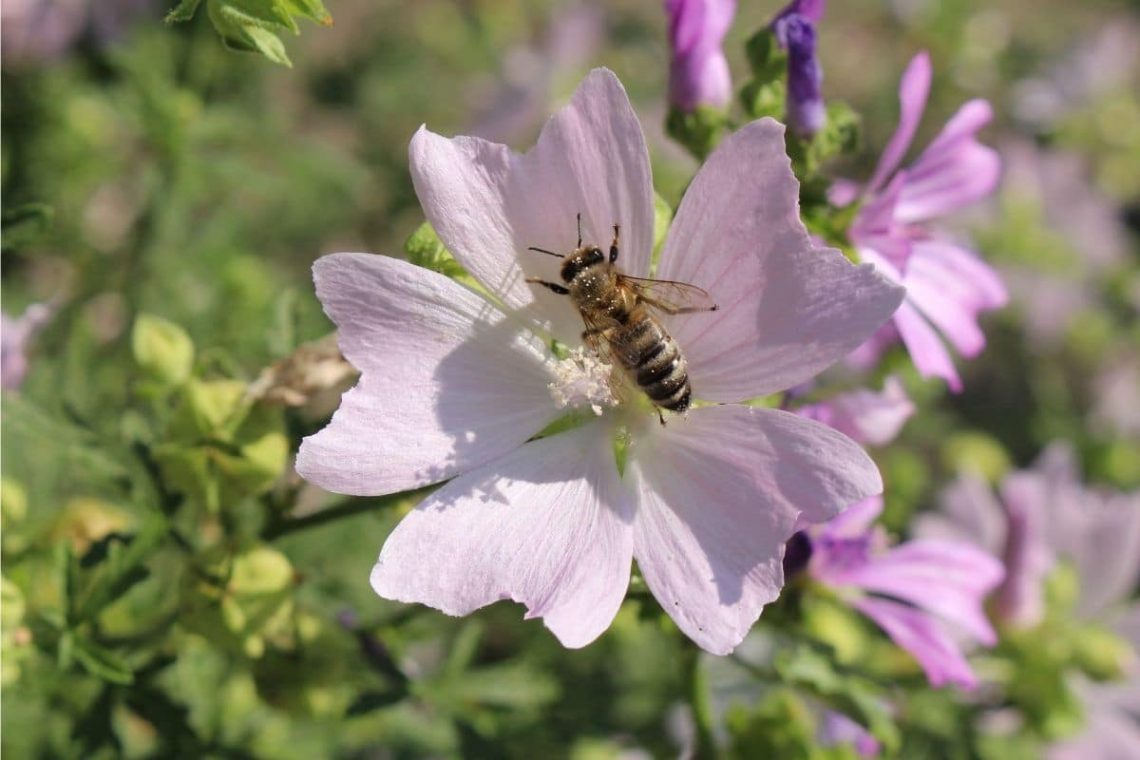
(547, 347, 620, 416)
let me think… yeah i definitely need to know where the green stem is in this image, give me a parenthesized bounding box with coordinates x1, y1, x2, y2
(264, 488, 430, 540)
(682, 643, 719, 758)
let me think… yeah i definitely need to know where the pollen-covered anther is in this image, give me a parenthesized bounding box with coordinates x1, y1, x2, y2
(547, 347, 619, 415)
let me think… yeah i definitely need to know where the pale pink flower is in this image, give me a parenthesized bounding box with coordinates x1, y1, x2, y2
(920, 445, 1140, 756)
(796, 375, 914, 447)
(804, 496, 1004, 688)
(297, 70, 903, 653)
(833, 52, 1007, 392)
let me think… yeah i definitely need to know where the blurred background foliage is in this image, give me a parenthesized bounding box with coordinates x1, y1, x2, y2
(2, 0, 1138, 757)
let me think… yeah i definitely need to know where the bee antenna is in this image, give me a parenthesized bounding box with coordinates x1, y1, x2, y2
(527, 247, 564, 258)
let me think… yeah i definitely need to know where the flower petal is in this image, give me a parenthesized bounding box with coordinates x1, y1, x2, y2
(657, 119, 905, 401)
(370, 421, 634, 648)
(894, 299, 963, 392)
(629, 405, 884, 654)
(409, 68, 655, 341)
(296, 253, 559, 496)
(903, 244, 1004, 359)
(896, 100, 1000, 223)
(818, 495, 885, 540)
(835, 539, 1004, 645)
(852, 596, 980, 689)
(797, 375, 915, 446)
(918, 473, 1006, 556)
(866, 52, 931, 195)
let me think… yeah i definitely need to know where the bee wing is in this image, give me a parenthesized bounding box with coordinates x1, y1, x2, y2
(618, 275, 719, 315)
(578, 309, 613, 358)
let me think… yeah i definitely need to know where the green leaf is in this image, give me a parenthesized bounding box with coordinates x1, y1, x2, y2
(740, 79, 786, 122)
(665, 105, 730, 161)
(132, 314, 195, 388)
(745, 29, 787, 82)
(281, 0, 331, 25)
(1, 203, 54, 253)
(405, 222, 480, 291)
(773, 645, 901, 755)
(164, 0, 203, 23)
(173, 0, 337, 67)
(346, 688, 407, 716)
(72, 635, 134, 685)
(173, 379, 250, 440)
(76, 517, 167, 621)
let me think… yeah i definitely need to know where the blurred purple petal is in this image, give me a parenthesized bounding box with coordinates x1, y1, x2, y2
(820, 710, 882, 758)
(796, 376, 915, 447)
(2, 303, 53, 391)
(833, 539, 1004, 645)
(993, 473, 1054, 628)
(866, 52, 931, 195)
(852, 596, 981, 689)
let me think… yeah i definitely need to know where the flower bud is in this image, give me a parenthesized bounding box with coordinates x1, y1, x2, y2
(665, 0, 736, 112)
(779, 15, 825, 138)
(132, 313, 194, 388)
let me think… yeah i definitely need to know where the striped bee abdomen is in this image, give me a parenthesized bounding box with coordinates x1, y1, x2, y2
(610, 315, 692, 413)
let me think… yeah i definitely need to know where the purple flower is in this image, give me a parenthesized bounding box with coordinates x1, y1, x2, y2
(805, 496, 1004, 689)
(920, 444, 1140, 756)
(833, 52, 1006, 392)
(780, 14, 824, 138)
(922, 444, 1140, 628)
(2, 303, 52, 391)
(796, 376, 914, 447)
(770, 0, 826, 31)
(0, 0, 152, 65)
(820, 710, 881, 758)
(297, 70, 904, 654)
(666, 0, 736, 111)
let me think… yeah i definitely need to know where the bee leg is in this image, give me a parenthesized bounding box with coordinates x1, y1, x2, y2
(526, 278, 570, 296)
(576, 212, 583, 248)
(610, 224, 620, 263)
(656, 408, 667, 426)
(664, 305, 720, 315)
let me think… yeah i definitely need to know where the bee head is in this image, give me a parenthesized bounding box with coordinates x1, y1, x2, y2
(560, 246, 605, 282)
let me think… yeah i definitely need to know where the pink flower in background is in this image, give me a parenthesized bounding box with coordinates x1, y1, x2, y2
(833, 52, 1007, 392)
(2, 303, 53, 390)
(803, 496, 1004, 688)
(298, 69, 903, 654)
(0, 0, 152, 65)
(920, 445, 1140, 757)
(665, 0, 736, 111)
(820, 710, 881, 758)
(796, 375, 915, 447)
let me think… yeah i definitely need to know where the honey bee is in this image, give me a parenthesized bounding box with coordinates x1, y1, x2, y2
(526, 214, 718, 421)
